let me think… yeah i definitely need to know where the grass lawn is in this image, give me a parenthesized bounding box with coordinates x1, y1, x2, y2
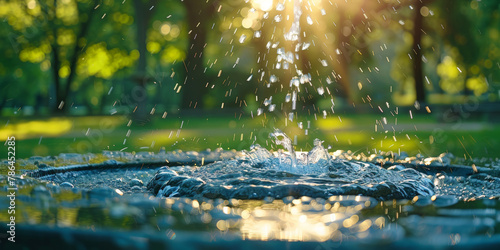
(1, 112, 498, 161)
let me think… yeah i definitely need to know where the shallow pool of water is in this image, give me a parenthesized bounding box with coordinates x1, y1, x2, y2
(1, 145, 500, 249)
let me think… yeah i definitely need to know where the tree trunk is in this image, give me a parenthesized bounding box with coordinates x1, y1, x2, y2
(61, 0, 96, 113)
(413, 0, 426, 104)
(131, 0, 158, 124)
(48, 0, 96, 114)
(51, 42, 64, 114)
(180, 1, 217, 110)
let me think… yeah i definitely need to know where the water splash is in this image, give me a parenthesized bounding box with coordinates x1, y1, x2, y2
(307, 139, 330, 164)
(145, 140, 434, 200)
(270, 128, 297, 168)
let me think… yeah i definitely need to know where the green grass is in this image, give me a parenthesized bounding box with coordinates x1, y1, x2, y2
(0, 113, 498, 161)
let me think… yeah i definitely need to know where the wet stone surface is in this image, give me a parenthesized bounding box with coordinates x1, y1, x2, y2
(18, 145, 500, 201)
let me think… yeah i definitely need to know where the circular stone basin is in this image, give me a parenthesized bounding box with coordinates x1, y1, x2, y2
(3, 147, 500, 248)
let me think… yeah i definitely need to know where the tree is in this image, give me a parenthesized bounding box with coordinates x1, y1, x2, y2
(412, 0, 427, 104)
(0, 0, 138, 114)
(436, 0, 499, 98)
(131, 0, 159, 123)
(180, 0, 218, 109)
(39, 0, 98, 113)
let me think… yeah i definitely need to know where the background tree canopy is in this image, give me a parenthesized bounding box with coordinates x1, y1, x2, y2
(0, 0, 499, 117)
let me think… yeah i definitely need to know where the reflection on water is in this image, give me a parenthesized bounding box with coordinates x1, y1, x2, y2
(1, 175, 499, 248)
(1, 178, 386, 242)
(238, 196, 377, 242)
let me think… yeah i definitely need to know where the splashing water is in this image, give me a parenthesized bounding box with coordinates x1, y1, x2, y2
(140, 130, 436, 201)
(269, 128, 297, 168)
(284, 0, 302, 42)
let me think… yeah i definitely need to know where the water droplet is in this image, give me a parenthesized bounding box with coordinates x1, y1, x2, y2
(320, 59, 328, 67)
(321, 9, 326, 15)
(290, 76, 300, 87)
(285, 51, 294, 63)
(317, 87, 325, 95)
(292, 91, 297, 110)
(274, 15, 282, 22)
(276, 3, 285, 11)
(239, 34, 247, 43)
(299, 73, 311, 84)
(254, 30, 261, 38)
(269, 104, 276, 112)
(264, 97, 272, 106)
(247, 75, 253, 81)
(270, 75, 278, 83)
(306, 16, 313, 25)
(283, 61, 289, 69)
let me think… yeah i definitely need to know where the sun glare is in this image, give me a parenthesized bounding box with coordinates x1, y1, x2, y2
(252, 0, 274, 12)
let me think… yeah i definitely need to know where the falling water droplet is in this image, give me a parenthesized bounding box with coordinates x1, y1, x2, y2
(283, 61, 289, 69)
(270, 75, 278, 83)
(247, 75, 253, 81)
(239, 34, 247, 43)
(276, 3, 285, 11)
(306, 16, 313, 25)
(299, 73, 311, 84)
(290, 76, 300, 87)
(269, 104, 276, 112)
(264, 97, 272, 106)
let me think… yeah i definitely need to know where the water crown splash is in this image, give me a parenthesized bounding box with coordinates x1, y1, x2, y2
(269, 128, 297, 168)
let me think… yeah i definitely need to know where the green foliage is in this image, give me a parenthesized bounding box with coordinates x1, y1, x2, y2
(433, 0, 500, 98)
(0, 0, 499, 114)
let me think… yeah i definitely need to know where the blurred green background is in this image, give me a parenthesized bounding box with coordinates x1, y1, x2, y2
(0, 0, 499, 160)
